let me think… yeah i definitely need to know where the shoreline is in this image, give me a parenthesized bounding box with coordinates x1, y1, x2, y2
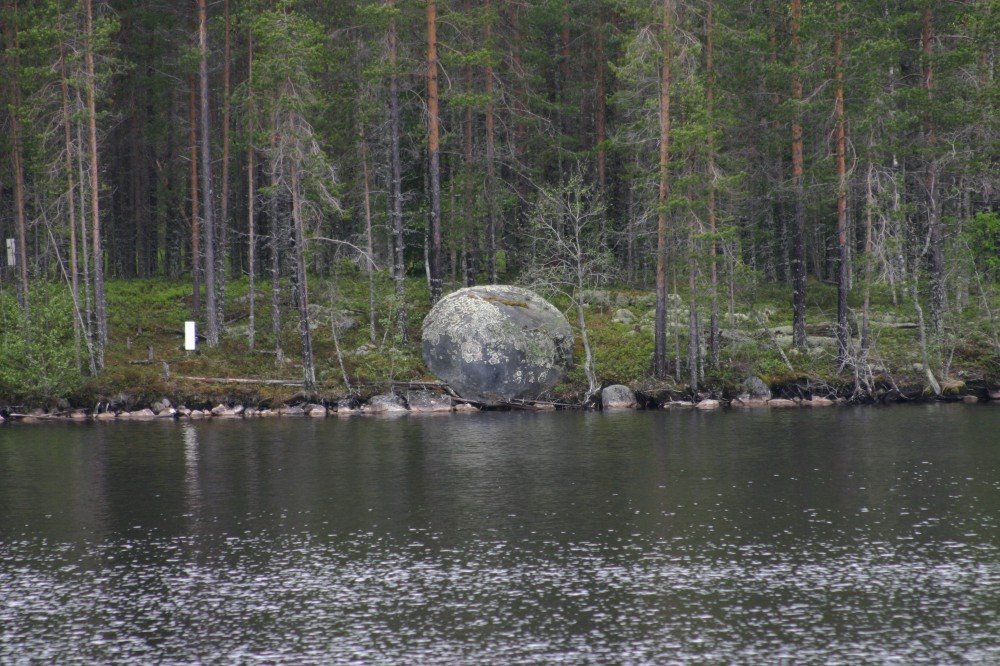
(2, 383, 998, 425)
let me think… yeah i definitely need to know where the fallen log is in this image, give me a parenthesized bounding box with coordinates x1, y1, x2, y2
(174, 375, 305, 387)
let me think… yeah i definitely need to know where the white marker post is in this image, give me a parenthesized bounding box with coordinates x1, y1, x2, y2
(5, 239, 14, 267)
(184, 321, 197, 351)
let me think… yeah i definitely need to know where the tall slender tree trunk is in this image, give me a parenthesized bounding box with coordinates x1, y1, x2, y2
(198, 0, 219, 346)
(654, 0, 672, 378)
(922, 3, 945, 338)
(269, 136, 283, 364)
(3, 1, 29, 312)
(218, 0, 231, 330)
(463, 51, 475, 287)
(706, 0, 719, 365)
(246, 33, 256, 350)
(861, 160, 875, 355)
(509, 2, 529, 269)
(790, 0, 807, 348)
(595, 11, 607, 194)
(84, 0, 107, 365)
(289, 157, 315, 392)
(388, 4, 408, 340)
(76, 115, 95, 358)
(426, 0, 443, 303)
(359, 122, 377, 343)
(189, 76, 201, 314)
(247, 147, 256, 350)
(60, 42, 83, 369)
(834, 3, 850, 362)
(484, 0, 497, 283)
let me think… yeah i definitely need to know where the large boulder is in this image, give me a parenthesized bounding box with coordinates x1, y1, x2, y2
(601, 384, 637, 410)
(422, 285, 574, 404)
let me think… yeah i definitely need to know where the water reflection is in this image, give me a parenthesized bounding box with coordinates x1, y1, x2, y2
(0, 407, 998, 663)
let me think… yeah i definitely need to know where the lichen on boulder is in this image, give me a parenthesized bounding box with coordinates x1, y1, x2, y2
(421, 285, 574, 404)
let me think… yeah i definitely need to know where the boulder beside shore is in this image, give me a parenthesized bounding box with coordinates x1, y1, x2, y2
(421, 285, 574, 405)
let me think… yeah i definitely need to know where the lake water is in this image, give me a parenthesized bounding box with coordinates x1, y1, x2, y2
(1, 406, 998, 664)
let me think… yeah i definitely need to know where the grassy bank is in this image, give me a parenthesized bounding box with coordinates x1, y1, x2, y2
(1, 269, 998, 410)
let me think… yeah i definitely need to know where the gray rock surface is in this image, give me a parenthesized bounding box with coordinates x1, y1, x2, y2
(768, 398, 798, 408)
(612, 309, 635, 325)
(601, 384, 637, 409)
(364, 393, 408, 413)
(212, 404, 244, 417)
(743, 376, 772, 401)
(406, 390, 453, 412)
(304, 403, 327, 417)
(422, 285, 574, 404)
(336, 396, 362, 413)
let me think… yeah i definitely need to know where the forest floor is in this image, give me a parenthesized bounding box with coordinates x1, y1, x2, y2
(1, 267, 999, 410)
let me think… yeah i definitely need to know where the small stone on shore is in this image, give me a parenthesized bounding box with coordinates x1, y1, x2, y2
(768, 398, 799, 408)
(731, 398, 768, 408)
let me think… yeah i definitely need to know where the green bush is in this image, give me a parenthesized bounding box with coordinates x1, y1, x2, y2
(965, 212, 1000, 278)
(0, 289, 83, 402)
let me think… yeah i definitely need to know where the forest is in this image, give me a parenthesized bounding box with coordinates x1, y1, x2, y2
(0, 0, 997, 406)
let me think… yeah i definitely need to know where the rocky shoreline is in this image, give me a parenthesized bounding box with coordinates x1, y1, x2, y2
(2, 378, 999, 425)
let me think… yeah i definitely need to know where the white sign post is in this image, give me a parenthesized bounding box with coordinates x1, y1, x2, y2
(5, 239, 14, 267)
(184, 321, 197, 351)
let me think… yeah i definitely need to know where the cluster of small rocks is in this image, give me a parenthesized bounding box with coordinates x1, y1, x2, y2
(0, 390, 478, 424)
(599, 378, 1000, 411)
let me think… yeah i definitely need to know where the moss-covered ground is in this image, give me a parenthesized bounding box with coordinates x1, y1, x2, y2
(1, 267, 998, 409)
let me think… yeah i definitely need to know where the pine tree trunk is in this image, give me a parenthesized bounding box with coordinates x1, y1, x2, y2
(3, 1, 29, 312)
(463, 53, 475, 287)
(426, 0, 443, 302)
(359, 123, 377, 344)
(76, 117, 95, 362)
(923, 3, 945, 338)
(484, 0, 497, 283)
(189, 76, 201, 314)
(706, 0, 719, 365)
(834, 5, 850, 363)
(247, 34, 256, 350)
(84, 0, 107, 366)
(289, 158, 316, 392)
(861, 161, 874, 355)
(388, 4, 408, 340)
(654, 0, 672, 378)
(269, 141, 283, 365)
(790, 0, 807, 348)
(247, 145, 256, 350)
(217, 0, 231, 331)
(59, 41, 84, 370)
(198, 0, 218, 346)
(595, 11, 607, 194)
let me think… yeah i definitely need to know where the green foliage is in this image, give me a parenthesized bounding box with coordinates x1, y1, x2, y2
(964, 212, 1000, 278)
(0, 288, 82, 403)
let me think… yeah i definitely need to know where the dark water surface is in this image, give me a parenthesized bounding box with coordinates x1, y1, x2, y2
(1, 405, 998, 664)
